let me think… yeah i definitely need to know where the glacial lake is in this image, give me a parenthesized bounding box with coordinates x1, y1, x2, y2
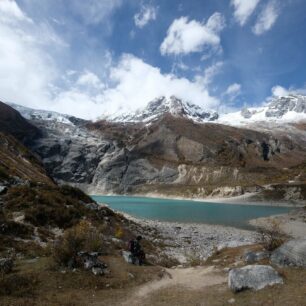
(91, 195, 291, 229)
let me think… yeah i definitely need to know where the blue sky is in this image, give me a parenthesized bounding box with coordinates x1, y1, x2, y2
(0, 0, 305, 119)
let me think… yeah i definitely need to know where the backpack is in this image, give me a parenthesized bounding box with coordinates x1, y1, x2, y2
(128, 240, 136, 253)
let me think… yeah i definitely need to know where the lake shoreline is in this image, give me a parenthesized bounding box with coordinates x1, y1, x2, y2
(118, 210, 259, 264)
(90, 192, 304, 208)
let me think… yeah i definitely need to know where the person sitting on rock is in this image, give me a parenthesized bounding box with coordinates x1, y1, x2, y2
(128, 235, 145, 265)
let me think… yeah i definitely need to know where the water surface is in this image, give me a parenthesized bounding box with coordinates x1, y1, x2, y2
(92, 195, 291, 229)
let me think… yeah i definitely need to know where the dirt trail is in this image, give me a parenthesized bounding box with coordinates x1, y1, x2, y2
(120, 266, 226, 306)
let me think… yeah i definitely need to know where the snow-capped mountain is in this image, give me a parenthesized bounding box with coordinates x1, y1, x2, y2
(108, 96, 219, 123)
(219, 94, 306, 126)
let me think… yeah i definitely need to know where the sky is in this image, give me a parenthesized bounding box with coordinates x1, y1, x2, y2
(0, 0, 306, 119)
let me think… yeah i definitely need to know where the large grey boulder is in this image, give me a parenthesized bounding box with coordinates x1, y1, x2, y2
(271, 239, 306, 267)
(228, 265, 283, 292)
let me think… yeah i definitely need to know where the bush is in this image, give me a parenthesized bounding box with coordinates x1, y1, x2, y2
(52, 220, 104, 267)
(258, 219, 287, 251)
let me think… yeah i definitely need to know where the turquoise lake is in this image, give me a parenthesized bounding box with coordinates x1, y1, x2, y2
(91, 195, 291, 229)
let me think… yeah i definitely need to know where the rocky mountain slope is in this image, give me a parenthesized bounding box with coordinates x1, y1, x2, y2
(7, 95, 306, 201)
(107, 96, 219, 123)
(219, 94, 306, 126)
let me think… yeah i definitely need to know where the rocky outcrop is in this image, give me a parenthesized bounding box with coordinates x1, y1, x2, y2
(271, 239, 306, 267)
(266, 95, 306, 118)
(228, 265, 283, 292)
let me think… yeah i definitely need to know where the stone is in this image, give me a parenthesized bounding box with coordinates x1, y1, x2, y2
(0, 258, 13, 273)
(228, 265, 283, 292)
(244, 251, 269, 264)
(271, 239, 306, 267)
(122, 250, 133, 264)
(77, 251, 107, 272)
(92, 267, 104, 276)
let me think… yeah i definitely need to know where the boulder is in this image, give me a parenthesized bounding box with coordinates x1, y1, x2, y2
(0, 258, 13, 273)
(271, 239, 306, 267)
(228, 265, 283, 292)
(244, 251, 270, 264)
(77, 251, 108, 274)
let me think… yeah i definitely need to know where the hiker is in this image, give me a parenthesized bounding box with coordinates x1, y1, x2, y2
(128, 235, 145, 265)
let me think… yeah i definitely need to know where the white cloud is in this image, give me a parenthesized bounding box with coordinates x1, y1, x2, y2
(0, 0, 32, 23)
(76, 71, 105, 90)
(231, 0, 260, 26)
(134, 4, 157, 28)
(99, 54, 219, 115)
(195, 62, 224, 87)
(271, 85, 289, 97)
(253, 1, 279, 35)
(160, 12, 225, 56)
(69, 0, 123, 25)
(0, 1, 219, 119)
(224, 83, 241, 101)
(0, 1, 57, 109)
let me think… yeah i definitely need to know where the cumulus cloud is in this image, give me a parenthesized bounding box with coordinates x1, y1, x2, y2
(231, 0, 260, 26)
(134, 4, 157, 28)
(271, 85, 289, 97)
(224, 83, 241, 101)
(160, 12, 225, 56)
(101, 54, 219, 114)
(253, 1, 279, 35)
(0, 0, 219, 119)
(0, 0, 57, 109)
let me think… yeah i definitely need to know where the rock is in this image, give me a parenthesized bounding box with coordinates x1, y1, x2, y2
(271, 239, 306, 267)
(0, 185, 7, 195)
(77, 251, 107, 273)
(244, 251, 270, 264)
(241, 108, 253, 119)
(0, 258, 13, 273)
(122, 250, 133, 264)
(228, 265, 283, 292)
(228, 298, 235, 304)
(91, 267, 104, 276)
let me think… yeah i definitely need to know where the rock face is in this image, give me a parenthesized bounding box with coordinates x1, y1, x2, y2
(271, 239, 306, 267)
(228, 265, 283, 292)
(266, 95, 306, 118)
(0, 101, 41, 145)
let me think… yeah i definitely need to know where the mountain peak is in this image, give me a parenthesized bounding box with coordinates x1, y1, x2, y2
(109, 96, 219, 123)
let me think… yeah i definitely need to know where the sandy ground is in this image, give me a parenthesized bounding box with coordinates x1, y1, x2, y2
(250, 208, 306, 239)
(121, 266, 226, 306)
